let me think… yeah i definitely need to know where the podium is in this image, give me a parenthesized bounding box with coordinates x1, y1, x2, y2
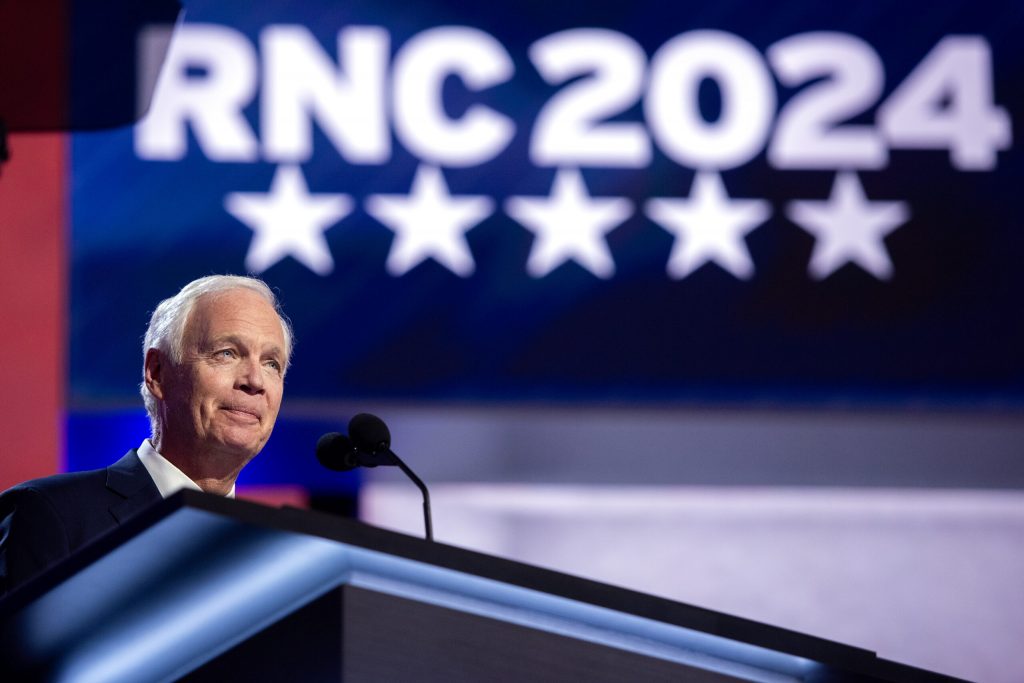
(0, 491, 963, 682)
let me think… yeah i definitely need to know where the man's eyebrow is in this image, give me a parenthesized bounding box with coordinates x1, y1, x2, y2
(204, 336, 284, 360)
(208, 334, 244, 349)
(262, 344, 284, 359)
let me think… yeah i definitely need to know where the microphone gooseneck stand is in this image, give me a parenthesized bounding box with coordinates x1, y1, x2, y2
(389, 450, 433, 542)
(315, 414, 434, 542)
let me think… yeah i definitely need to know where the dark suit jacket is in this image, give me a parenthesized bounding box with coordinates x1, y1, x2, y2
(0, 450, 162, 597)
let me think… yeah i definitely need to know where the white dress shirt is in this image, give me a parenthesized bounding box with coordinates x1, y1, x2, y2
(137, 439, 236, 499)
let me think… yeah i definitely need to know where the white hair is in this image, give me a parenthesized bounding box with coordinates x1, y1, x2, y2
(140, 275, 294, 438)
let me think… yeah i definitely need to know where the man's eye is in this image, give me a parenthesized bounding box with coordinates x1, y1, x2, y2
(264, 359, 282, 372)
(217, 349, 236, 359)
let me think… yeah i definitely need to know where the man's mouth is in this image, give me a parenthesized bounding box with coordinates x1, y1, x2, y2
(222, 406, 261, 422)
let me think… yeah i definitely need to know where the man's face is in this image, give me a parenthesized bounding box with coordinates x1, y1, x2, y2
(157, 288, 286, 465)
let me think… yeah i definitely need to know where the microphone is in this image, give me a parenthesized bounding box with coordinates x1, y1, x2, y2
(315, 432, 361, 471)
(347, 413, 400, 467)
(348, 412, 391, 453)
(315, 413, 434, 542)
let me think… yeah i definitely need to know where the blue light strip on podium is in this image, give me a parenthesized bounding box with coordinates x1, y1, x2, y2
(345, 557, 819, 683)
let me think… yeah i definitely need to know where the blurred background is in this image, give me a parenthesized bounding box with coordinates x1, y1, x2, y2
(1, 0, 1022, 680)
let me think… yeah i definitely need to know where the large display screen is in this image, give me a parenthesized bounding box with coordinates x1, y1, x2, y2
(70, 0, 1023, 407)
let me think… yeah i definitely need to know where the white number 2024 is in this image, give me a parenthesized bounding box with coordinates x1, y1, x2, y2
(528, 31, 1012, 172)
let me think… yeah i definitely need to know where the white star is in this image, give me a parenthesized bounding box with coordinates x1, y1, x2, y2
(787, 172, 910, 280)
(365, 165, 493, 277)
(644, 172, 770, 280)
(224, 165, 352, 276)
(505, 168, 631, 278)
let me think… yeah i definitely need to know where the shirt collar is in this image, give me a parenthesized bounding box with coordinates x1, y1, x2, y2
(137, 439, 236, 499)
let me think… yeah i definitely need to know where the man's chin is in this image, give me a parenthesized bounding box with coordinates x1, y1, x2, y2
(210, 431, 268, 462)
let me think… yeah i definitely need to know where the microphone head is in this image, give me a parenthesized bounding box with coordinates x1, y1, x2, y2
(348, 413, 391, 453)
(316, 432, 360, 471)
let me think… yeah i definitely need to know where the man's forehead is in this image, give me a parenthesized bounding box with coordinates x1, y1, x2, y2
(186, 289, 285, 342)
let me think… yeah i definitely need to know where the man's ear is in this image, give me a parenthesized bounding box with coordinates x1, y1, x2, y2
(144, 348, 167, 401)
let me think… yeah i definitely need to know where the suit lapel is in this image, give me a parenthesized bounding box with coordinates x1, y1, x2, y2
(106, 450, 162, 524)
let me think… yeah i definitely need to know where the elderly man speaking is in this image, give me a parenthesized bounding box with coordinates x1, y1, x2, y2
(0, 275, 292, 596)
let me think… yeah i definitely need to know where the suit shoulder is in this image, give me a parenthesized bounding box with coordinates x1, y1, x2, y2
(0, 467, 110, 516)
(3, 467, 108, 497)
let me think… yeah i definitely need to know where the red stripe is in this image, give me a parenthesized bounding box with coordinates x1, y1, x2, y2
(0, 132, 66, 488)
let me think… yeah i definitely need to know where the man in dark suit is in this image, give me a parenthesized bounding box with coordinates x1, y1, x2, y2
(0, 275, 292, 597)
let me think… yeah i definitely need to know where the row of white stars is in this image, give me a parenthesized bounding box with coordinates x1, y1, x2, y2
(225, 165, 910, 281)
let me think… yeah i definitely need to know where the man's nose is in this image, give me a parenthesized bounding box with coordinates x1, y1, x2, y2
(238, 357, 266, 393)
